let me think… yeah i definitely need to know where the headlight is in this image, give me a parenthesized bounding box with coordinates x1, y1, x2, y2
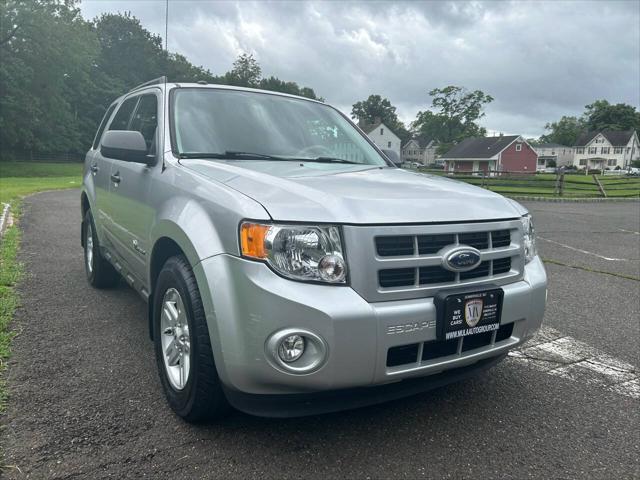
(240, 222, 347, 284)
(521, 214, 537, 263)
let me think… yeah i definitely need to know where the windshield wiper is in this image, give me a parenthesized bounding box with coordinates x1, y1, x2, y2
(178, 152, 360, 164)
(297, 156, 360, 164)
(178, 151, 289, 160)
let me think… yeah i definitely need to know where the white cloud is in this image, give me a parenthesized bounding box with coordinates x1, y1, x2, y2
(80, 0, 640, 137)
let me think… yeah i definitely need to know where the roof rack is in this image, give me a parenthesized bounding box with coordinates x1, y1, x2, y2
(129, 76, 168, 93)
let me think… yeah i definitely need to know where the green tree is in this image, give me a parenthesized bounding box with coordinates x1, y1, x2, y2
(224, 53, 261, 88)
(0, 7, 323, 156)
(429, 85, 493, 140)
(410, 111, 449, 141)
(584, 100, 640, 132)
(351, 95, 410, 144)
(94, 13, 164, 88)
(0, 0, 99, 153)
(258, 76, 319, 100)
(539, 116, 586, 146)
(163, 52, 217, 84)
(411, 86, 493, 152)
(299, 86, 322, 101)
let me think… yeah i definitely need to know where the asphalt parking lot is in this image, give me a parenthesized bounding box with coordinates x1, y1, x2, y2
(2, 190, 639, 479)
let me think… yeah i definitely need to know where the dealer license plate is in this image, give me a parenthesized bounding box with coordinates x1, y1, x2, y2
(436, 288, 504, 341)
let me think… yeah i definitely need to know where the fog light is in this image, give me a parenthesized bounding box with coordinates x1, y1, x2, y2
(278, 334, 305, 363)
(266, 328, 328, 374)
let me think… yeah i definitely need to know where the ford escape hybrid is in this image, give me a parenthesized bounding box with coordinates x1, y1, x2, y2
(81, 78, 547, 421)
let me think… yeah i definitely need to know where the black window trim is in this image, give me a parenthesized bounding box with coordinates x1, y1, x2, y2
(129, 91, 161, 157)
(105, 88, 162, 134)
(101, 88, 161, 157)
(105, 96, 140, 134)
(92, 102, 118, 150)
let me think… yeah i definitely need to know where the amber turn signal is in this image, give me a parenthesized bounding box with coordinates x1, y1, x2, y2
(240, 223, 270, 259)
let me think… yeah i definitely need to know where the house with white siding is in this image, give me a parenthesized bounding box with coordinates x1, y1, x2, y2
(358, 117, 401, 159)
(401, 136, 439, 165)
(534, 143, 574, 170)
(572, 130, 639, 170)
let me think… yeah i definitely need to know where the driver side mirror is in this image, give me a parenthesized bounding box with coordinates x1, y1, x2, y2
(101, 130, 152, 164)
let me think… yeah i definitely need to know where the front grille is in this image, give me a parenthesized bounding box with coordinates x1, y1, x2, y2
(386, 323, 515, 368)
(346, 220, 523, 302)
(378, 257, 514, 288)
(418, 234, 455, 254)
(375, 229, 511, 258)
(376, 236, 413, 257)
(493, 257, 512, 275)
(459, 232, 489, 250)
(378, 257, 511, 288)
(373, 227, 518, 292)
(419, 266, 455, 285)
(460, 261, 490, 280)
(492, 230, 511, 248)
(379, 268, 415, 288)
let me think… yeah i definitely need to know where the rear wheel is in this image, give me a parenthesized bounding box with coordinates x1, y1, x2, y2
(153, 255, 228, 422)
(83, 210, 119, 288)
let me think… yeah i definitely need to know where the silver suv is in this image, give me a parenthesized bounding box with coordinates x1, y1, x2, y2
(81, 79, 547, 422)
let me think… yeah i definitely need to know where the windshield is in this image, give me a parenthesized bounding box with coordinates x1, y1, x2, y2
(171, 88, 388, 166)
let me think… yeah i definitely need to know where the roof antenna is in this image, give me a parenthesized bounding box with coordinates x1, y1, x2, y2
(161, 0, 169, 171)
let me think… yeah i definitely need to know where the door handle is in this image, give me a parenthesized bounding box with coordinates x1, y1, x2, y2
(90, 163, 99, 174)
(110, 172, 121, 184)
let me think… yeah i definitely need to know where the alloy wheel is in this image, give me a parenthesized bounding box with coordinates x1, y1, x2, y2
(160, 287, 191, 390)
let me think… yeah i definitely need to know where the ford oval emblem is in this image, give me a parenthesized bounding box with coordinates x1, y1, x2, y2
(444, 247, 482, 272)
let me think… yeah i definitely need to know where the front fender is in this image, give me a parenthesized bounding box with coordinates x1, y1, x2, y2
(150, 206, 216, 270)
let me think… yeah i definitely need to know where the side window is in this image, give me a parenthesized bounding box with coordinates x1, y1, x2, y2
(129, 94, 158, 151)
(92, 103, 117, 149)
(108, 97, 139, 131)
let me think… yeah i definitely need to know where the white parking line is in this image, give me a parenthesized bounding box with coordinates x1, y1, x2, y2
(618, 228, 640, 235)
(508, 326, 639, 400)
(537, 236, 627, 261)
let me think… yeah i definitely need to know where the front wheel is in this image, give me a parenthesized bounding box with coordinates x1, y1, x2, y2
(153, 255, 228, 422)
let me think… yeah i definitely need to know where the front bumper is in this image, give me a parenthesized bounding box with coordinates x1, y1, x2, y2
(194, 254, 547, 405)
(224, 354, 507, 417)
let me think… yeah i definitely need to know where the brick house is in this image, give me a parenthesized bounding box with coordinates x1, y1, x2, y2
(440, 135, 538, 174)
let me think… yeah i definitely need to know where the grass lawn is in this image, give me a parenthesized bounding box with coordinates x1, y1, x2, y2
(0, 161, 83, 412)
(0, 223, 20, 412)
(417, 169, 640, 198)
(0, 162, 83, 204)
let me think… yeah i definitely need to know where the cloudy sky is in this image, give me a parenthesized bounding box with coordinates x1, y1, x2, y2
(80, 0, 640, 138)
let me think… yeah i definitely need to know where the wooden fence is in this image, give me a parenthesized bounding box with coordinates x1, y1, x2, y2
(1, 151, 85, 163)
(416, 168, 640, 198)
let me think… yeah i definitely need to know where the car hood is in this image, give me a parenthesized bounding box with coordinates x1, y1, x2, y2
(179, 160, 523, 224)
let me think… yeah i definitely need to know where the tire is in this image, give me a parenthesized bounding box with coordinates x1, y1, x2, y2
(83, 210, 120, 288)
(153, 255, 228, 422)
